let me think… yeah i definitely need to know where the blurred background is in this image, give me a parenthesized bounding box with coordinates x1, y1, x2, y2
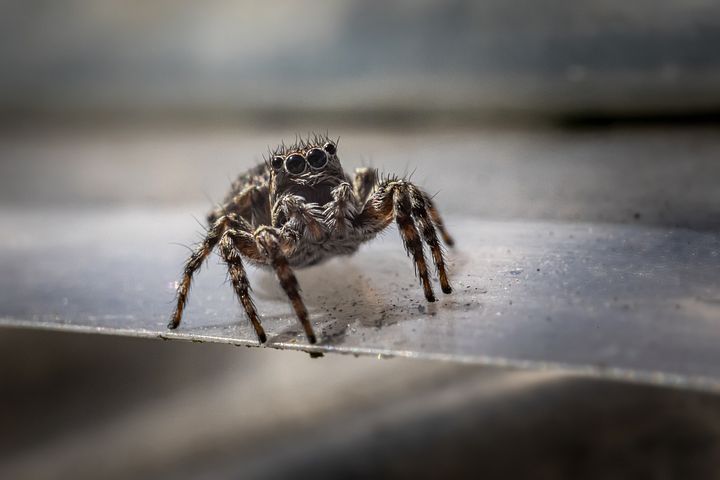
(1, 1, 720, 479)
(2, 0, 720, 120)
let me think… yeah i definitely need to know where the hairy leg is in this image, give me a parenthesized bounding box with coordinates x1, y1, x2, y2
(255, 226, 317, 344)
(219, 231, 267, 343)
(169, 216, 230, 329)
(354, 179, 453, 301)
(355, 181, 435, 301)
(422, 192, 455, 247)
(408, 185, 452, 294)
(353, 167, 378, 206)
(391, 185, 436, 301)
(323, 182, 357, 235)
(273, 194, 326, 243)
(170, 211, 266, 330)
(170, 214, 315, 342)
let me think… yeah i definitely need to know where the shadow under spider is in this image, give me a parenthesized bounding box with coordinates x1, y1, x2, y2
(265, 251, 479, 347)
(181, 246, 482, 347)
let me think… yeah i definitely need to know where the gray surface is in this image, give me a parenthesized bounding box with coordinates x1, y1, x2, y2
(1, 207, 718, 390)
(0, 125, 718, 391)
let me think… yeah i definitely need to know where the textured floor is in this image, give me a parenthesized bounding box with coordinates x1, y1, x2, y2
(1, 208, 718, 390)
(0, 126, 718, 388)
(1, 125, 719, 478)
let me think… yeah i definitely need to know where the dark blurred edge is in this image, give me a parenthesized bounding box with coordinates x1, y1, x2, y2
(3, 106, 720, 132)
(4, 328, 720, 480)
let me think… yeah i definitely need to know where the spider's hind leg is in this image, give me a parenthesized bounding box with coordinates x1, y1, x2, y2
(354, 180, 453, 301)
(422, 192, 454, 247)
(169, 216, 230, 329)
(408, 185, 452, 294)
(391, 185, 437, 302)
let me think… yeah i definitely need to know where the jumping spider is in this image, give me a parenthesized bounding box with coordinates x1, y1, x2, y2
(169, 134, 454, 344)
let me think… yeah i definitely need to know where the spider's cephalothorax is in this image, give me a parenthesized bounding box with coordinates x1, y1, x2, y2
(170, 133, 455, 344)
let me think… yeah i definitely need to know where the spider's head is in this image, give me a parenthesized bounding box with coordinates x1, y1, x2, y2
(268, 134, 345, 205)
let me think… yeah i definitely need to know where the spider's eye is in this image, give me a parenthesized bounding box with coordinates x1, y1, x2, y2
(284, 154, 306, 175)
(323, 142, 337, 155)
(306, 148, 328, 169)
(271, 156, 284, 169)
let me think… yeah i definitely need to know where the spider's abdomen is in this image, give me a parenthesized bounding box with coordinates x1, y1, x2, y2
(225, 163, 272, 203)
(207, 162, 272, 225)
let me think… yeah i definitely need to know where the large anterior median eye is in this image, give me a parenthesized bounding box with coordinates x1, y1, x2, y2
(306, 148, 328, 169)
(284, 154, 306, 175)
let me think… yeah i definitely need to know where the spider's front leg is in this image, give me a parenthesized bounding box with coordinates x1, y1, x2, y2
(170, 213, 316, 344)
(169, 214, 269, 343)
(218, 227, 267, 343)
(254, 226, 317, 344)
(274, 194, 326, 243)
(324, 181, 358, 235)
(355, 179, 453, 302)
